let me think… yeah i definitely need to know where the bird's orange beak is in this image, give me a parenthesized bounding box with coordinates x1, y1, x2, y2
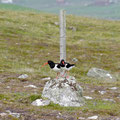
(62, 61, 65, 64)
(41, 62, 48, 67)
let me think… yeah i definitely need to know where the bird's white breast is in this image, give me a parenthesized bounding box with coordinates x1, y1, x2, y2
(52, 64, 61, 72)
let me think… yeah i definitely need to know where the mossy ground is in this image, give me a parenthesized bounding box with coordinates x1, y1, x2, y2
(0, 10, 120, 119)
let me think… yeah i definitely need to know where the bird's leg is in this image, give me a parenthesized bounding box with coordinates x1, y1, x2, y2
(66, 71, 70, 79)
(58, 72, 60, 78)
(61, 70, 66, 78)
(56, 72, 59, 79)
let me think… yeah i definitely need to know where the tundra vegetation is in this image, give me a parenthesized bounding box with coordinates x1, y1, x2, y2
(0, 5, 120, 120)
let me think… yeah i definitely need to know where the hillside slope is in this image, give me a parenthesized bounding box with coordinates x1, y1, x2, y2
(0, 10, 120, 119)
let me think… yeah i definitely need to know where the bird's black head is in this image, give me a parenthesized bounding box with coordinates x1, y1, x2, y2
(60, 59, 65, 64)
(48, 60, 54, 65)
(47, 60, 55, 69)
(60, 59, 65, 67)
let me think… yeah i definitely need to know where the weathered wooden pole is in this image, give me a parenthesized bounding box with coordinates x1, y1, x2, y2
(60, 10, 66, 61)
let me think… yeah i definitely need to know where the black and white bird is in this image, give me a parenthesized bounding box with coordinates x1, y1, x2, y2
(42, 60, 61, 79)
(60, 59, 75, 78)
(47, 60, 61, 72)
(60, 59, 75, 71)
(41, 60, 75, 79)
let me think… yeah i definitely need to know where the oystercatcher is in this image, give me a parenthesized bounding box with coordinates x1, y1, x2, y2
(47, 60, 61, 72)
(41, 60, 61, 79)
(60, 59, 66, 70)
(60, 59, 75, 78)
(60, 59, 75, 70)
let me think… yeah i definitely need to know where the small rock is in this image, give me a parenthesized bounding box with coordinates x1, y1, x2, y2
(31, 99, 50, 106)
(78, 117, 85, 119)
(117, 94, 120, 99)
(54, 22, 59, 26)
(91, 90, 95, 93)
(10, 112, 20, 118)
(6, 86, 10, 89)
(18, 74, 28, 79)
(116, 118, 120, 120)
(0, 113, 7, 117)
(106, 73, 113, 79)
(98, 91, 106, 95)
(100, 53, 103, 56)
(23, 24, 27, 27)
(88, 115, 98, 120)
(42, 77, 51, 81)
(27, 62, 30, 65)
(24, 85, 37, 88)
(84, 96, 93, 100)
(103, 98, 115, 102)
(72, 58, 78, 62)
(109, 87, 118, 90)
(58, 112, 62, 116)
(6, 110, 20, 118)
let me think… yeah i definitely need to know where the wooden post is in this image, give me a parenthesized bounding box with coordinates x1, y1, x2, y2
(60, 10, 66, 61)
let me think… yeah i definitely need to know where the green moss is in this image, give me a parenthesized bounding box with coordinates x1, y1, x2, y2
(20, 94, 42, 104)
(0, 94, 10, 100)
(29, 94, 42, 102)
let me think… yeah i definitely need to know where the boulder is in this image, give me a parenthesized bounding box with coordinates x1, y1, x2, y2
(42, 76, 84, 107)
(87, 68, 116, 82)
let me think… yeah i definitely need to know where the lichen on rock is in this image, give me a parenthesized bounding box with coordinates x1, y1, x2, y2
(42, 76, 84, 107)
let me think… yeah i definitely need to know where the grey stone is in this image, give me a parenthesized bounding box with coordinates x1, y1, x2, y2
(117, 94, 120, 99)
(98, 91, 106, 95)
(42, 76, 84, 107)
(72, 58, 78, 62)
(18, 74, 28, 79)
(83, 96, 93, 100)
(87, 68, 116, 82)
(6, 110, 20, 118)
(0, 113, 7, 117)
(6, 86, 10, 89)
(54, 22, 59, 26)
(87, 115, 98, 120)
(24, 85, 37, 88)
(78, 117, 85, 119)
(103, 98, 115, 103)
(109, 87, 118, 90)
(42, 77, 51, 81)
(116, 118, 120, 120)
(31, 99, 50, 106)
